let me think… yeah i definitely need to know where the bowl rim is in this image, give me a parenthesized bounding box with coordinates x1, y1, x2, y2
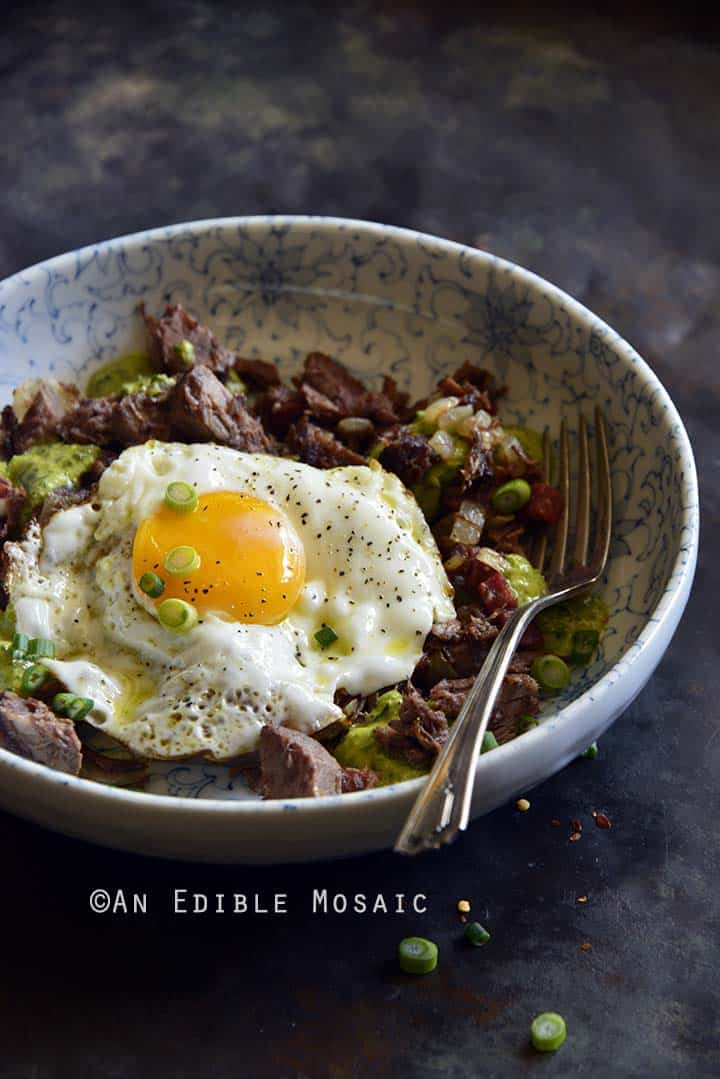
(0, 214, 700, 818)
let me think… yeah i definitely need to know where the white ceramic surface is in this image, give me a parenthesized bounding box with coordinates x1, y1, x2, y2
(0, 217, 699, 863)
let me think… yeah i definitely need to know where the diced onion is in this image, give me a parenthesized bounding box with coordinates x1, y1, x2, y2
(424, 395, 458, 425)
(459, 499, 486, 528)
(337, 417, 374, 437)
(429, 429, 456, 460)
(438, 404, 474, 432)
(475, 547, 508, 574)
(450, 515, 482, 545)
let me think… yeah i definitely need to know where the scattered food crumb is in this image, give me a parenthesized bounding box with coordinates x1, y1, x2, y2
(577, 895, 588, 903)
(516, 798, 531, 812)
(551, 818, 561, 827)
(571, 819, 583, 832)
(457, 899, 471, 914)
(569, 831, 582, 842)
(593, 811, 612, 829)
(581, 942, 592, 952)
(464, 922, 491, 946)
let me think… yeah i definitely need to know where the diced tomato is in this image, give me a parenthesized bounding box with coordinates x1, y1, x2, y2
(524, 482, 563, 526)
(476, 569, 518, 615)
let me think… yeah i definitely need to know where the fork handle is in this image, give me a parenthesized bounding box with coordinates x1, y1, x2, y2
(394, 601, 539, 855)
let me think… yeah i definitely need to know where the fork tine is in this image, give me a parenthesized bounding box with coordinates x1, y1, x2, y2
(590, 406, 612, 574)
(548, 420, 570, 580)
(531, 428, 553, 572)
(572, 415, 590, 567)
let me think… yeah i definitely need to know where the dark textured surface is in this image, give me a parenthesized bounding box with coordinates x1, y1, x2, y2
(0, 4, 718, 1077)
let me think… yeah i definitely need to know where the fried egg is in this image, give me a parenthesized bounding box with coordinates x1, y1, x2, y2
(4, 442, 454, 760)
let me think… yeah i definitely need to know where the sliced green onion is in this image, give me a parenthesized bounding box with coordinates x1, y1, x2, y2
(571, 628, 599, 664)
(21, 664, 49, 694)
(582, 741, 599, 759)
(164, 481, 198, 514)
(174, 339, 196, 367)
(531, 1012, 567, 1052)
(139, 571, 165, 598)
(11, 632, 29, 658)
(157, 598, 198, 633)
(27, 637, 56, 659)
(482, 730, 499, 753)
(398, 937, 438, 975)
(491, 478, 532, 515)
(52, 692, 94, 721)
(532, 654, 571, 691)
(464, 922, 491, 947)
(314, 624, 338, 649)
(164, 545, 201, 575)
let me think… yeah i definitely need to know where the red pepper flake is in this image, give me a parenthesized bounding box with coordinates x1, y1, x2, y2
(581, 942, 592, 952)
(569, 831, 582, 842)
(571, 819, 583, 832)
(551, 818, 561, 827)
(593, 811, 612, 830)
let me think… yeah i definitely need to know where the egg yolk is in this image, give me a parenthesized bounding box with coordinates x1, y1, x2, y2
(132, 491, 306, 624)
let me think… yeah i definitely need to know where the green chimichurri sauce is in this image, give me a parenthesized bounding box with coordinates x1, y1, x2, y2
(85, 353, 174, 398)
(333, 690, 428, 786)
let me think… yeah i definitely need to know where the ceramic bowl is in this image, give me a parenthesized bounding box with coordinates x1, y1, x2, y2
(0, 217, 699, 862)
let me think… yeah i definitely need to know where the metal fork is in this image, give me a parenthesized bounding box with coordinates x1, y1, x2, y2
(395, 407, 612, 856)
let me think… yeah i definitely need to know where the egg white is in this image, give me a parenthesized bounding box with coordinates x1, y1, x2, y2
(4, 442, 454, 761)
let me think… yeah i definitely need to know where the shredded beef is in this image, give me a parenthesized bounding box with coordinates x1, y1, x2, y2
(374, 684, 448, 767)
(0, 477, 26, 540)
(0, 691, 82, 775)
(300, 383, 343, 424)
(288, 416, 364, 469)
(450, 362, 504, 407)
(260, 384, 306, 436)
(482, 519, 526, 555)
(166, 367, 270, 451)
(259, 725, 343, 798)
(14, 383, 79, 452)
(379, 429, 436, 487)
(437, 376, 495, 414)
(37, 484, 91, 526)
(428, 666, 540, 743)
(232, 357, 281, 388)
(462, 427, 495, 489)
(142, 303, 234, 375)
(300, 352, 398, 427)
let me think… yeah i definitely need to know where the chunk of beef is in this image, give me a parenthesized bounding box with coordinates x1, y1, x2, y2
(379, 429, 437, 487)
(341, 766, 379, 793)
(482, 518, 526, 555)
(142, 303, 234, 375)
(259, 724, 343, 798)
(14, 382, 79, 452)
(300, 352, 399, 427)
(415, 606, 499, 685)
(374, 684, 448, 767)
(491, 672, 540, 743)
(167, 367, 270, 451)
(232, 357, 281, 388)
(0, 477, 26, 540)
(288, 416, 364, 469)
(300, 383, 342, 424)
(112, 391, 172, 445)
(57, 396, 117, 445)
(0, 691, 82, 775)
(1, 405, 17, 459)
(260, 384, 306, 436)
(428, 676, 475, 720)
